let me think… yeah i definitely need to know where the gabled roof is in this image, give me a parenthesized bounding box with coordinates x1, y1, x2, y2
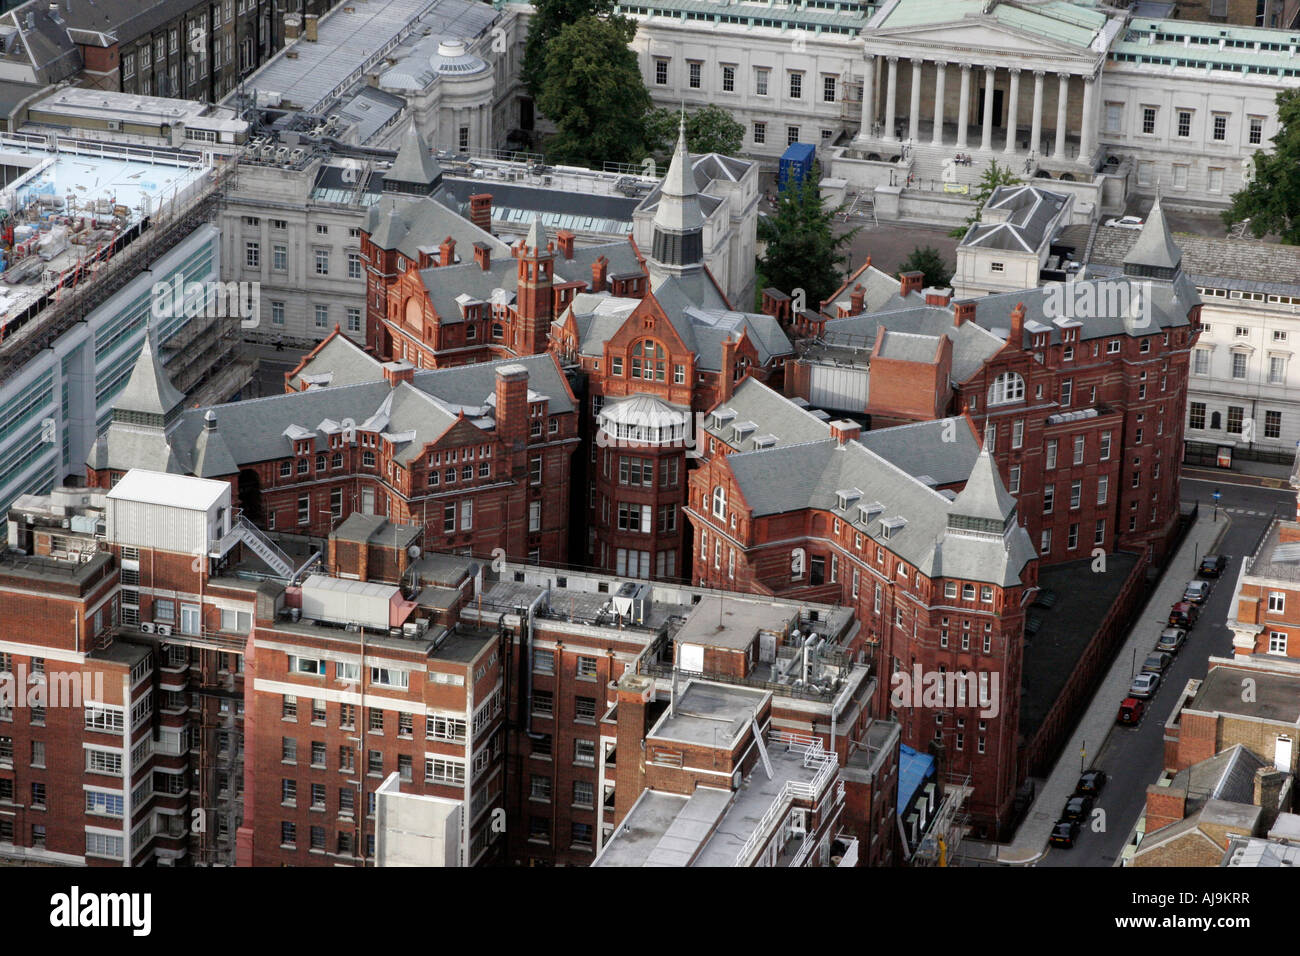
(962, 185, 1069, 253)
(193, 410, 240, 479)
(721, 431, 1033, 586)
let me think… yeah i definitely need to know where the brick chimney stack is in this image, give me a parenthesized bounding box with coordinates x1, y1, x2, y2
(925, 287, 953, 306)
(494, 364, 530, 452)
(761, 288, 792, 325)
(849, 284, 865, 314)
(829, 419, 861, 446)
(473, 242, 492, 271)
(1009, 302, 1026, 346)
(382, 361, 415, 387)
(900, 271, 924, 298)
(953, 301, 976, 327)
(439, 236, 456, 266)
(468, 194, 492, 232)
(555, 230, 576, 259)
(591, 255, 609, 293)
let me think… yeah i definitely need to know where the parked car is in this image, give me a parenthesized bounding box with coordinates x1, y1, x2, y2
(1050, 819, 1081, 848)
(1117, 697, 1146, 724)
(1183, 580, 1211, 605)
(1169, 602, 1199, 629)
(1142, 652, 1173, 676)
(1156, 628, 1187, 654)
(1130, 673, 1160, 699)
(1076, 770, 1107, 797)
(1106, 215, 1144, 230)
(1198, 554, 1227, 578)
(1062, 795, 1094, 822)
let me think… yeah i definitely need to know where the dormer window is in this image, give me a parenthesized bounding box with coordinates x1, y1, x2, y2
(859, 501, 883, 524)
(837, 488, 862, 511)
(880, 516, 906, 539)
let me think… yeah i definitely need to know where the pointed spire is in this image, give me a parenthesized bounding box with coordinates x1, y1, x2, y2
(950, 447, 1017, 527)
(383, 121, 443, 195)
(524, 213, 545, 254)
(650, 112, 705, 276)
(115, 327, 185, 421)
(1124, 191, 1182, 276)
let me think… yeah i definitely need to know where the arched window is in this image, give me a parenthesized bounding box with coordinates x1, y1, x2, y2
(988, 371, 1025, 406)
(403, 296, 422, 331)
(491, 322, 504, 341)
(712, 485, 726, 518)
(631, 339, 666, 382)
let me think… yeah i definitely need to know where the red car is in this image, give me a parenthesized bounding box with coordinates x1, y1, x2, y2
(1117, 697, 1145, 725)
(1168, 602, 1199, 629)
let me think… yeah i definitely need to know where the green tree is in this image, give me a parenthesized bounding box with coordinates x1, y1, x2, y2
(522, 0, 623, 98)
(646, 105, 745, 159)
(949, 158, 1021, 238)
(899, 245, 953, 290)
(758, 163, 860, 308)
(1224, 89, 1300, 243)
(535, 17, 651, 169)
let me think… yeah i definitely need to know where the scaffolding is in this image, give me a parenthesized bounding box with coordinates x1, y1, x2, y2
(913, 773, 973, 866)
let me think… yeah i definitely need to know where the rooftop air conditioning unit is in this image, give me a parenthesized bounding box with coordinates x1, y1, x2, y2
(156, 624, 173, 636)
(790, 809, 807, 836)
(106, 119, 120, 131)
(140, 622, 156, 634)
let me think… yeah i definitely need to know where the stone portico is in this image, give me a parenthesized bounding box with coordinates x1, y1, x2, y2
(846, 0, 1118, 188)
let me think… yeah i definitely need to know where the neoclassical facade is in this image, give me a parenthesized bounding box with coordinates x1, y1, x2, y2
(849, 0, 1112, 182)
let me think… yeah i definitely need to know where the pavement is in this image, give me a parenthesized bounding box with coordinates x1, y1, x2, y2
(995, 509, 1229, 865)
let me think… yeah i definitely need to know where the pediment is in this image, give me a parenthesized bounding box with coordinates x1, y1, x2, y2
(872, 19, 1100, 60)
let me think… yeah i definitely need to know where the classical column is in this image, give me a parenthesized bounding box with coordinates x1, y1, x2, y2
(956, 63, 971, 149)
(883, 56, 899, 142)
(1054, 72, 1069, 160)
(860, 55, 877, 140)
(908, 59, 923, 142)
(980, 66, 995, 152)
(1079, 74, 1097, 163)
(932, 61, 947, 145)
(1004, 68, 1021, 154)
(1030, 70, 1044, 156)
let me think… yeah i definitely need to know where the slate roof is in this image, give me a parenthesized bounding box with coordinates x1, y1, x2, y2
(962, 185, 1069, 253)
(819, 308, 1006, 385)
(650, 117, 705, 235)
(287, 333, 384, 391)
(115, 332, 185, 418)
(703, 377, 831, 450)
(857, 418, 981, 487)
(1065, 224, 1300, 297)
(1170, 744, 1267, 817)
(91, 351, 573, 475)
(562, 287, 791, 373)
(364, 187, 509, 263)
(385, 122, 443, 189)
(1124, 193, 1182, 273)
(722, 433, 1034, 586)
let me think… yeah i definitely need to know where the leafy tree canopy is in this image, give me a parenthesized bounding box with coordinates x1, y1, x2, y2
(522, 0, 624, 98)
(1224, 89, 1300, 244)
(646, 105, 745, 160)
(535, 17, 651, 169)
(757, 162, 860, 308)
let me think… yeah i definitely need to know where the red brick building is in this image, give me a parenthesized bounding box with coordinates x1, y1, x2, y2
(1228, 461, 1300, 661)
(785, 200, 1202, 567)
(87, 330, 580, 566)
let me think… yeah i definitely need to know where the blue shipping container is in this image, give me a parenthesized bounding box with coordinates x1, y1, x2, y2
(778, 143, 816, 193)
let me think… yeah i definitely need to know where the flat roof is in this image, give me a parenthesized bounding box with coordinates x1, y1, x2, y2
(106, 469, 229, 510)
(674, 594, 794, 651)
(231, 0, 497, 113)
(593, 787, 731, 867)
(1190, 664, 1300, 724)
(647, 681, 768, 748)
